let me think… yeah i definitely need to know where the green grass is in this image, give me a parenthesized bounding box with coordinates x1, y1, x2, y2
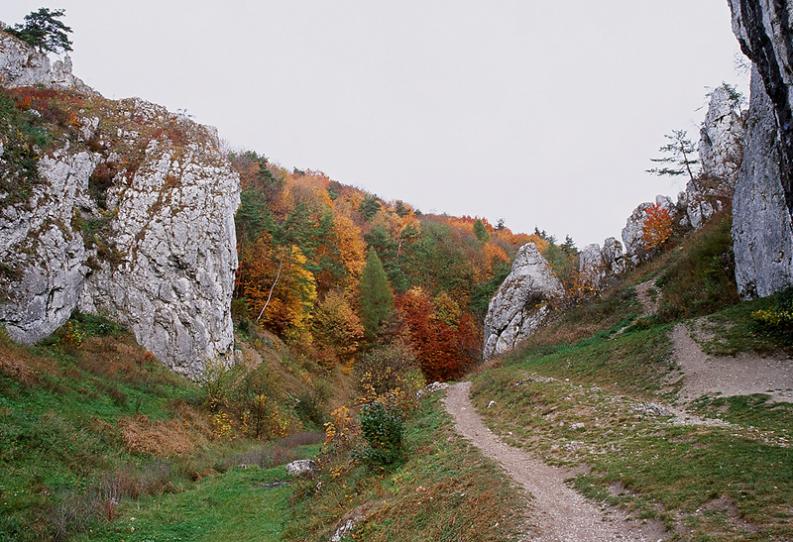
(498, 322, 675, 398)
(467, 256, 793, 542)
(284, 396, 526, 542)
(0, 336, 200, 540)
(468, 234, 793, 540)
(76, 445, 319, 542)
(655, 211, 739, 321)
(508, 285, 641, 352)
(692, 394, 793, 437)
(0, 317, 332, 541)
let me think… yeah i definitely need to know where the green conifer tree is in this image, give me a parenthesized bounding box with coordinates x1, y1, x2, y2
(359, 247, 395, 341)
(473, 219, 489, 242)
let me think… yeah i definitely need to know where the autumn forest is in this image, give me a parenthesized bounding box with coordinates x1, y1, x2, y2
(230, 151, 558, 381)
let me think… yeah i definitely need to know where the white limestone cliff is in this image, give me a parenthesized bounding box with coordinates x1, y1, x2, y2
(0, 31, 240, 378)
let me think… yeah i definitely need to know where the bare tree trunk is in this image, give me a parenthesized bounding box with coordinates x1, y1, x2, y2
(256, 259, 283, 323)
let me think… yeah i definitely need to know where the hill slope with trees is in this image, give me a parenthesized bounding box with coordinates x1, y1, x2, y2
(230, 151, 547, 381)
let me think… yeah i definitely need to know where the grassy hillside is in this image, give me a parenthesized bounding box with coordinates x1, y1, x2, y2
(0, 314, 337, 542)
(0, 312, 529, 541)
(468, 210, 793, 541)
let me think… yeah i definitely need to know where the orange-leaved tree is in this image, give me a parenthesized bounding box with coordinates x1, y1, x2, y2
(642, 203, 673, 251)
(397, 287, 480, 382)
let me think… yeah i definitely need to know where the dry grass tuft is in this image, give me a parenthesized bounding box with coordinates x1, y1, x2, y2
(51, 462, 175, 541)
(73, 335, 183, 387)
(0, 333, 56, 385)
(118, 415, 199, 457)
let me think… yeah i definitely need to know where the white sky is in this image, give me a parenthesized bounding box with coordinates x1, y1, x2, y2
(2, 1, 747, 246)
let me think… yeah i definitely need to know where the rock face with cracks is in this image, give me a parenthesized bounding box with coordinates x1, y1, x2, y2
(731, 69, 793, 298)
(483, 243, 563, 359)
(698, 85, 745, 184)
(578, 237, 626, 290)
(0, 32, 94, 93)
(0, 30, 240, 378)
(727, 1, 793, 298)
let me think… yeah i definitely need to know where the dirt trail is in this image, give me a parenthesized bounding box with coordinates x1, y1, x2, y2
(444, 382, 666, 542)
(672, 324, 793, 404)
(634, 281, 658, 316)
(635, 280, 793, 404)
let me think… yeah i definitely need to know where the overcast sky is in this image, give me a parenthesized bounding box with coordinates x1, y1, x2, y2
(3, 1, 746, 246)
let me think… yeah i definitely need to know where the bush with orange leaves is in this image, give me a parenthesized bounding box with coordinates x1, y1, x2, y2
(398, 287, 481, 382)
(642, 203, 674, 251)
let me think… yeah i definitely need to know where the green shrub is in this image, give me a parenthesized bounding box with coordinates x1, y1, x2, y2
(71, 312, 123, 337)
(355, 341, 419, 398)
(200, 359, 241, 412)
(357, 402, 404, 467)
(295, 380, 331, 428)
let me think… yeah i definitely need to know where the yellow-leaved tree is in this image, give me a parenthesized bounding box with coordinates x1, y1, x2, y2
(312, 290, 365, 364)
(238, 236, 317, 342)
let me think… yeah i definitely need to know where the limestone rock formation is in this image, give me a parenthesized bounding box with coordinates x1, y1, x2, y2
(483, 243, 563, 359)
(578, 244, 605, 289)
(731, 69, 793, 298)
(678, 85, 747, 230)
(727, 1, 793, 297)
(0, 149, 99, 341)
(602, 237, 626, 276)
(699, 85, 746, 183)
(579, 237, 626, 290)
(622, 195, 674, 266)
(0, 31, 240, 378)
(0, 32, 94, 93)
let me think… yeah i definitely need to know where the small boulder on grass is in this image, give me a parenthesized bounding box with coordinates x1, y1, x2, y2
(286, 459, 316, 476)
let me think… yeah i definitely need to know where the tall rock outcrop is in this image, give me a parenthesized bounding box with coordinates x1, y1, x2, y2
(727, 1, 793, 297)
(731, 69, 793, 297)
(0, 31, 240, 377)
(483, 243, 563, 359)
(616, 84, 747, 275)
(699, 85, 746, 183)
(679, 85, 747, 230)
